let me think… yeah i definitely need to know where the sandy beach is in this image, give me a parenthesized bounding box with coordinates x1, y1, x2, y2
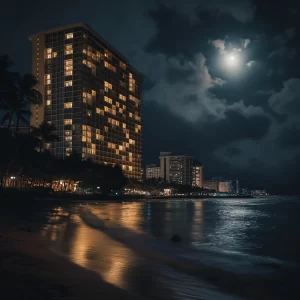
(0, 225, 145, 300)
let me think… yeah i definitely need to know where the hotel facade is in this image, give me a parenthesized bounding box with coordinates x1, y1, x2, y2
(29, 23, 143, 180)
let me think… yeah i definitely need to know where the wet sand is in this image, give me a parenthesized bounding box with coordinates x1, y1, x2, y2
(0, 226, 145, 300)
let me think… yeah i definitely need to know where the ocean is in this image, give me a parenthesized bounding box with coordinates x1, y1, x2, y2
(7, 196, 300, 299)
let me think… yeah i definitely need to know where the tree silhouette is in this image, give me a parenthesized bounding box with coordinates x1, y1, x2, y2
(31, 121, 59, 152)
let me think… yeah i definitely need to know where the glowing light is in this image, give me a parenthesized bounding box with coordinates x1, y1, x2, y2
(224, 52, 241, 70)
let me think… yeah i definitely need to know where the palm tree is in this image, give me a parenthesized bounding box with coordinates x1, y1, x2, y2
(0, 56, 42, 131)
(31, 121, 59, 152)
(14, 74, 42, 133)
(0, 55, 17, 128)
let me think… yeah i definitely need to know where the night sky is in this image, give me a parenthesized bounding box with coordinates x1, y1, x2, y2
(1, 0, 300, 193)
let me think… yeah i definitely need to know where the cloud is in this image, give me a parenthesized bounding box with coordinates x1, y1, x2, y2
(144, 52, 229, 122)
(161, 0, 255, 23)
(242, 38, 251, 48)
(276, 125, 300, 149)
(209, 39, 226, 54)
(198, 0, 255, 23)
(246, 60, 255, 68)
(268, 28, 297, 60)
(268, 47, 297, 59)
(269, 78, 300, 114)
(256, 89, 274, 96)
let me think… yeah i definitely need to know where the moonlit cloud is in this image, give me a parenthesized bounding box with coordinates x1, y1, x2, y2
(242, 38, 251, 48)
(209, 39, 226, 54)
(246, 60, 255, 68)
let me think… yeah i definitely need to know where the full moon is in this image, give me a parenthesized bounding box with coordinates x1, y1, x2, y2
(223, 52, 241, 70)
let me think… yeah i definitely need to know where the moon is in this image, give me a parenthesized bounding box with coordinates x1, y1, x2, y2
(224, 53, 240, 69)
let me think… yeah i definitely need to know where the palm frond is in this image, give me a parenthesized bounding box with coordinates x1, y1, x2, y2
(0, 110, 11, 125)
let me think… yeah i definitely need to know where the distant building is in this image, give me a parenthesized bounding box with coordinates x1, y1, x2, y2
(192, 162, 203, 188)
(145, 164, 160, 180)
(203, 180, 219, 192)
(236, 179, 240, 194)
(218, 181, 232, 193)
(159, 152, 193, 185)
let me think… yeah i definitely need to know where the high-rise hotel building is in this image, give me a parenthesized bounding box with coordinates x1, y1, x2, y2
(29, 23, 143, 180)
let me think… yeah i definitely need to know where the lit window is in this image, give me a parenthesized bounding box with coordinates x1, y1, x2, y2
(108, 142, 111, 148)
(126, 133, 129, 139)
(104, 96, 112, 104)
(104, 126, 108, 132)
(46, 48, 52, 54)
(65, 59, 73, 66)
(65, 49, 73, 55)
(112, 110, 116, 115)
(65, 131, 71, 136)
(104, 106, 109, 112)
(115, 120, 119, 126)
(116, 149, 119, 155)
(83, 60, 87, 65)
(65, 136, 72, 141)
(64, 81, 72, 87)
(46, 100, 51, 106)
(104, 81, 112, 89)
(96, 129, 100, 134)
(123, 124, 126, 129)
(47, 54, 52, 59)
(64, 119, 72, 125)
(83, 49, 87, 54)
(120, 61, 126, 69)
(82, 136, 86, 142)
(64, 102, 72, 109)
(96, 108, 104, 115)
(92, 90, 96, 96)
(87, 110, 92, 116)
(46, 74, 51, 79)
(119, 94, 126, 101)
(129, 166, 133, 172)
(65, 44, 72, 50)
(119, 108, 123, 113)
(47, 90, 51, 95)
(46, 79, 51, 85)
(119, 145, 123, 151)
(96, 134, 100, 140)
(104, 61, 116, 72)
(129, 112, 133, 118)
(65, 70, 73, 76)
(82, 125, 86, 131)
(52, 52, 57, 58)
(65, 33, 73, 39)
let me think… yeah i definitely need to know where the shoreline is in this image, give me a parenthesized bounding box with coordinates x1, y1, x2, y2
(0, 225, 144, 299)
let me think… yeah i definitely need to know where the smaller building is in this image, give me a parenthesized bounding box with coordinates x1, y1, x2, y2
(159, 152, 193, 185)
(203, 180, 219, 192)
(145, 164, 161, 180)
(192, 163, 203, 188)
(218, 181, 232, 193)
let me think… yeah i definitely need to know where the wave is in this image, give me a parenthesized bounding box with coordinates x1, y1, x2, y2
(80, 208, 298, 299)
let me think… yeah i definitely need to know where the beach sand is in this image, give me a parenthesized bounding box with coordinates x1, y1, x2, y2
(0, 225, 145, 300)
